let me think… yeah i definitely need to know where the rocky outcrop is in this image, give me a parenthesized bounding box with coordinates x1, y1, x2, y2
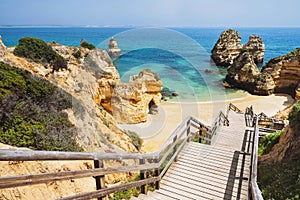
(111, 69, 162, 124)
(260, 102, 300, 163)
(295, 84, 300, 100)
(262, 48, 300, 97)
(0, 36, 6, 58)
(211, 29, 265, 67)
(244, 35, 265, 64)
(0, 39, 139, 153)
(225, 47, 300, 97)
(225, 51, 275, 95)
(108, 37, 121, 59)
(211, 29, 242, 67)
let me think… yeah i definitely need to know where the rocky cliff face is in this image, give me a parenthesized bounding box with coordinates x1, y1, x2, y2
(0, 36, 6, 57)
(0, 38, 138, 153)
(244, 35, 265, 64)
(108, 37, 121, 59)
(225, 51, 275, 95)
(112, 69, 162, 124)
(262, 48, 300, 97)
(258, 103, 300, 199)
(211, 29, 265, 67)
(260, 125, 300, 163)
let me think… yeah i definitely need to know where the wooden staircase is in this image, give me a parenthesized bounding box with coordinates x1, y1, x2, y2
(131, 111, 253, 200)
(0, 103, 263, 200)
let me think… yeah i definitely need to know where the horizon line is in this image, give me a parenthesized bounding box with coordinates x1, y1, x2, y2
(1, 25, 300, 29)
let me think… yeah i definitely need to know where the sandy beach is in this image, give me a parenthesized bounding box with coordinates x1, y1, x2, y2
(119, 93, 294, 152)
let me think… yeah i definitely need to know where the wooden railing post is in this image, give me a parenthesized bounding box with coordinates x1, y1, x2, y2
(94, 160, 105, 200)
(154, 158, 160, 190)
(139, 159, 147, 194)
(173, 135, 178, 162)
(199, 125, 203, 143)
(186, 119, 191, 142)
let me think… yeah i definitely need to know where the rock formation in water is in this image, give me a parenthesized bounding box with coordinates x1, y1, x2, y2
(244, 35, 265, 64)
(225, 51, 275, 95)
(224, 44, 300, 97)
(262, 48, 300, 98)
(211, 29, 265, 67)
(108, 37, 121, 59)
(112, 69, 163, 124)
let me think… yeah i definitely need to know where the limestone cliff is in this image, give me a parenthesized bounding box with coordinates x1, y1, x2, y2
(211, 29, 265, 67)
(0, 36, 6, 57)
(112, 69, 163, 124)
(262, 48, 300, 98)
(0, 37, 137, 153)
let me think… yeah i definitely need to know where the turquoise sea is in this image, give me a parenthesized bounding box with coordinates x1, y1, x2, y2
(1, 27, 300, 102)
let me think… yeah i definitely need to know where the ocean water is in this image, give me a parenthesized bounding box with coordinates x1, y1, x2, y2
(1, 27, 300, 102)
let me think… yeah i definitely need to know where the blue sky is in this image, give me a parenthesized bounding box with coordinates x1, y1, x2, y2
(1, 0, 300, 27)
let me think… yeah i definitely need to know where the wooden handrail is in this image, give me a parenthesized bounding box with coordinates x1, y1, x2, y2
(0, 163, 157, 189)
(0, 149, 157, 161)
(0, 109, 229, 199)
(210, 111, 229, 137)
(228, 103, 243, 114)
(59, 177, 160, 200)
(247, 108, 264, 200)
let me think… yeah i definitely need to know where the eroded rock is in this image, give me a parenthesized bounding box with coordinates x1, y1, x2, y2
(211, 29, 265, 67)
(112, 69, 162, 124)
(244, 34, 265, 64)
(262, 48, 300, 97)
(0, 35, 7, 58)
(225, 51, 275, 95)
(108, 37, 121, 59)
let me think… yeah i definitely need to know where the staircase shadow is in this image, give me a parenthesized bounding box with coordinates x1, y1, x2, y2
(223, 129, 253, 200)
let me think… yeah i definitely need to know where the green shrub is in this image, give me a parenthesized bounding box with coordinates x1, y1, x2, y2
(124, 130, 143, 151)
(258, 160, 300, 200)
(258, 129, 284, 155)
(72, 50, 82, 59)
(80, 40, 96, 50)
(13, 37, 67, 72)
(288, 101, 300, 128)
(0, 62, 82, 151)
(110, 174, 156, 200)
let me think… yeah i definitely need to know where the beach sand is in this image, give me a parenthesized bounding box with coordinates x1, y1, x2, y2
(118, 93, 294, 152)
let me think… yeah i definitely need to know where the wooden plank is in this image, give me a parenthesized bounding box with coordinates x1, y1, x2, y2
(59, 177, 160, 200)
(0, 163, 157, 189)
(180, 147, 241, 161)
(146, 192, 176, 200)
(94, 160, 105, 200)
(0, 149, 157, 161)
(157, 186, 195, 200)
(179, 149, 251, 166)
(161, 180, 216, 200)
(177, 153, 250, 173)
(174, 159, 250, 179)
(162, 174, 231, 198)
(137, 193, 157, 200)
(162, 171, 242, 198)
